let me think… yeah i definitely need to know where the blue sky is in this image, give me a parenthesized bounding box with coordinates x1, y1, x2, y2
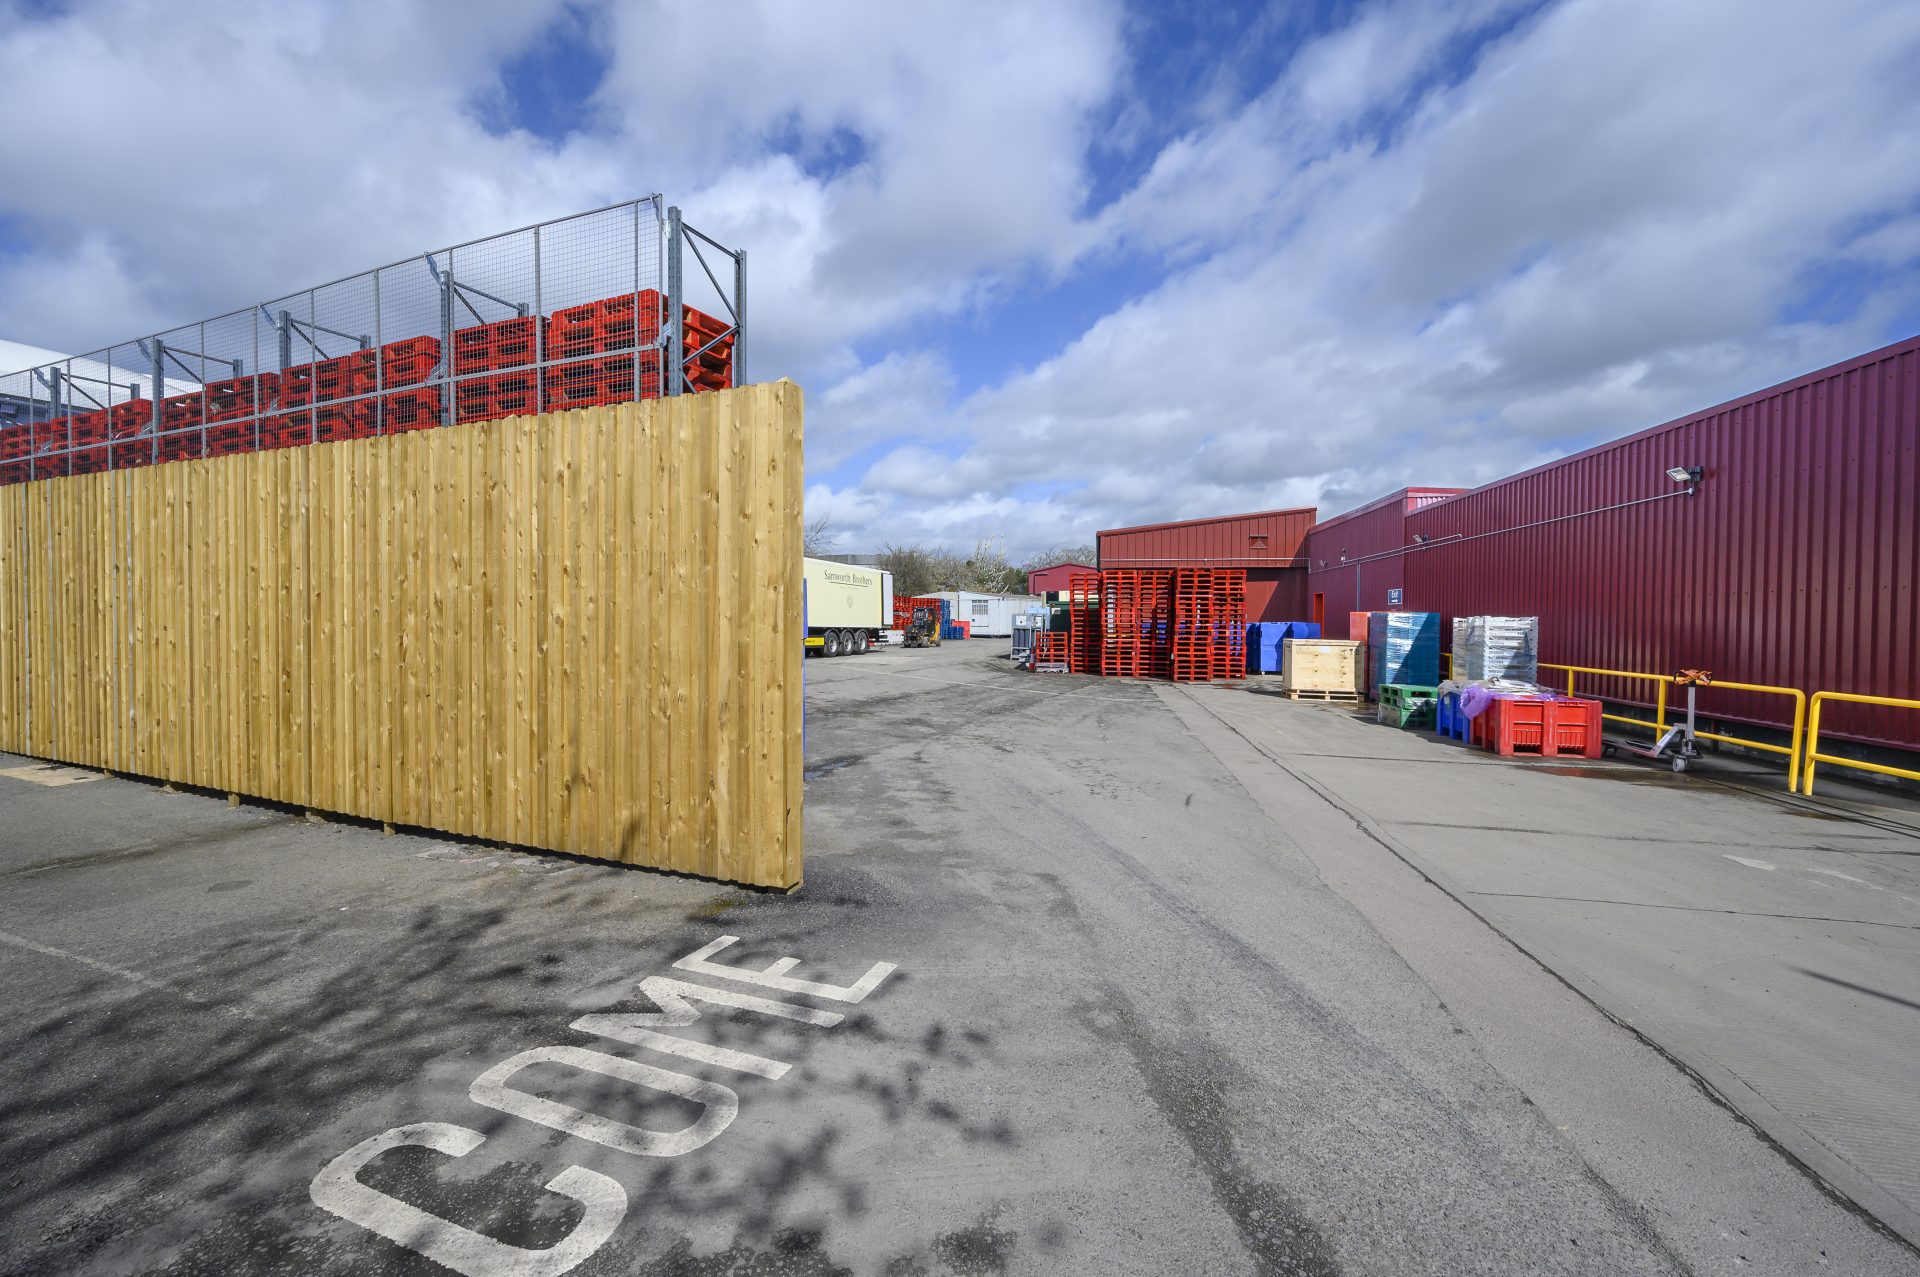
(2, 0, 1918, 558)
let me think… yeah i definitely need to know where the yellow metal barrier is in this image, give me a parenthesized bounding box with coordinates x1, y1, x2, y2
(1538, 662, 1672, 737)
(1536, 663, 1808, 791)
(1801, 692, 1920, 796)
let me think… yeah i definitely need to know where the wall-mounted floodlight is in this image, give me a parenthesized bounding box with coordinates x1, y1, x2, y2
(1666, 466, 1703, 485)
(1411, 533, 1431, 545)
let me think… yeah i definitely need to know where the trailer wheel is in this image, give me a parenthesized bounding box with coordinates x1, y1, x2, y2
(823, 630, 843, 657)
(859, 631, 874, 654)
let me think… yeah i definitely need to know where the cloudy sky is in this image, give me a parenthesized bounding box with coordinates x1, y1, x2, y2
(3, 0, 1918, 557)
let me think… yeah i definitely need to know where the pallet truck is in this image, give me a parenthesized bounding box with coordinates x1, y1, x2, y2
(1605, 669, 1710, 772)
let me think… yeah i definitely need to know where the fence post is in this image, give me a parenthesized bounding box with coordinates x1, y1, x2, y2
(665, 206, 684, 397)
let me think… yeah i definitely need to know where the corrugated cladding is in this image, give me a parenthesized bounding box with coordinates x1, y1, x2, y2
(1098, 507, 1315, 570)
(1027, 562, 1095, 596)
(1247, 568, 1310, 623)
(1304, 488, 1465, 636)
(1402, 335, 1918, 748)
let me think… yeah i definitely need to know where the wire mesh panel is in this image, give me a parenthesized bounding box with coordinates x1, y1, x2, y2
(0, 196, 721, 489)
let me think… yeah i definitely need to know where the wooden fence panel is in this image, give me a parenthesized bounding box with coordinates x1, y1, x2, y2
(0, 384, 804, 888)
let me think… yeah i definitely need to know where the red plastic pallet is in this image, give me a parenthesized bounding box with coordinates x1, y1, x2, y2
(161, 392, 206, 433)
(205, 426, 257, 459)
(156, 433, 203, 463)
(453, 317, 538, 375)
(382, 387, 443, 432)
(205, 374, 278, 423)
(546, 353, 661, 411)
(455, 371, 540, 423)
(32, 417, 72, 451)
(315, 402, 376, 443)
(108, 400, 155, 439)
(69, 411, 111, 447)
(261, 412, 314, 447)
(549, 292, 659, 356)
(382, 336, 441, 387)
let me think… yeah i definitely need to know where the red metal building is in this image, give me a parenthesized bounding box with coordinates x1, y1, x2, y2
(1098, 507, 1317, 621)
(1027, 561, 1096, 596)
(1303, 334, 1918, 747)
(1301, 488, 1466, 636)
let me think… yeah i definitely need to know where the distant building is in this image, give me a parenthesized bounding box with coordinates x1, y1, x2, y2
(1027, 561, 1094, 596)
(1096, 509, 1316, 621)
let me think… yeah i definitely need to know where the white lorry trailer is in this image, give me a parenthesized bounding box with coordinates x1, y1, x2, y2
(803, 557, 893, 656)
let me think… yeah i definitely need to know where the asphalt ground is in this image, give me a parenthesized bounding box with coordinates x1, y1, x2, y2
(0, 640, 1914, 1275)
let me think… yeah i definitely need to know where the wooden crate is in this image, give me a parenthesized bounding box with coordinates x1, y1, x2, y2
(1280, 639, 1365, 697)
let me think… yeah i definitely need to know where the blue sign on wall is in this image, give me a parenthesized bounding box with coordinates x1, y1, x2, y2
(1386, 588, 1404, 606)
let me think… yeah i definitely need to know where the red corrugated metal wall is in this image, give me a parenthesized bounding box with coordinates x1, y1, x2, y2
(1305, 489, 1466, 636)
(1099, 507, 1316, 569)
(1401, 335, 1918, 747)
(1028, 563, 1095, 596)
(1248, 568, 1310, 622)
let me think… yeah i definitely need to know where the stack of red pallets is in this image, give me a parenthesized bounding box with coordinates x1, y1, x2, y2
(1036, 568, 1245, 683)
(0, 291, 736, 487)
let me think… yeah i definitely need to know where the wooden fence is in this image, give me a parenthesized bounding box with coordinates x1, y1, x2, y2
(0, 382, 804, 888)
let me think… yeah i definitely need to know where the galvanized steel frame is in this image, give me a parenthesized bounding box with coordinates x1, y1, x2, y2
(0, 196, 749, 472)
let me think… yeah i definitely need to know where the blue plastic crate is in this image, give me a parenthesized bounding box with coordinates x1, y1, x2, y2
(1247, 621, 1322, 673)
(1435, 690, 1469, 740)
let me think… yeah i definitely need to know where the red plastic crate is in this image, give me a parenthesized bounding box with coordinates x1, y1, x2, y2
(69, 445, 111, 475)
(315, 402, 376, 442)
(31, 417, 72, 452)
(161, 392, 206, 433)
(278, 364, 317, 408)
(157, 433, 203, 463)
(262, 412, 314, 446)
(0, 427, 32, 461)
(31, 453, 68, 480)
(205, 373, 278, 423)
(454, 371, 540, 423)
(109, 441, 155, 470)
(545, 353, 660, 411)
(109, 399, 155, 439)
(0, 459, 28, 486)
(382, 387, 444, 433)
(453, 317, 538, 375)
(1545, 697, 1603, 759)
(68, 411, 110, 447)
(1471, 696, 1600, 758)
(548, 292, 659, 357)
(314, 350, 377, 401)
(382, 336, 441, 387)
(205, 426, 257, 459)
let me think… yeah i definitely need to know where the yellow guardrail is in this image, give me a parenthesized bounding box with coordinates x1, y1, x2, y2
(1801, 692, 1920, 796)
(1534, 662, 1807, 791)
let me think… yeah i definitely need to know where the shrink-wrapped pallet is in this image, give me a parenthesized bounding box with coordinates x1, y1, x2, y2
(1454, 615, 1539, 684)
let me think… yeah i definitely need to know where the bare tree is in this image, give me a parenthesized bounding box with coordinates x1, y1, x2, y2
(803, 514, 837, 557)
(881, 536, 1047, 597)
(877, 543, 938, 597)
(1020, 543, 1097, 572)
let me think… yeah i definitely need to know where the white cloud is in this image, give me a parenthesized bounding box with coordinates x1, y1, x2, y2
(810, 0, 1920, 555)
(3, 0, 1917, 563)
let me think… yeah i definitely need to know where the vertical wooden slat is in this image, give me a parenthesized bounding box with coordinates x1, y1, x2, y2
(0, 388, 802, 886)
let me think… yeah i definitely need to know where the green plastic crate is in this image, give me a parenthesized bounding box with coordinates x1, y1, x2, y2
(1376, 683, 1438, 729)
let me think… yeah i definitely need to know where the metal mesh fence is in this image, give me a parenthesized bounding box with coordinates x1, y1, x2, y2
(0, 197, 746, 483)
